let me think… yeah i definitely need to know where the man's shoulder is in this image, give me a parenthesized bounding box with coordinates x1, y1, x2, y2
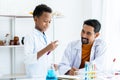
(69, 40, 81, 45)
(67, 40, 81, 49)
(94, 38, 106, 45)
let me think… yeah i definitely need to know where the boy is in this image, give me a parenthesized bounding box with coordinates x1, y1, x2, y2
(24, 4, 58, 78)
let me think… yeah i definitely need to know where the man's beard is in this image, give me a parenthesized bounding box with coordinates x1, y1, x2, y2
(81, 37, 89, 44)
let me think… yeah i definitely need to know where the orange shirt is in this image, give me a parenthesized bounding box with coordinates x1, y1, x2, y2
(79, 44, 92, 68)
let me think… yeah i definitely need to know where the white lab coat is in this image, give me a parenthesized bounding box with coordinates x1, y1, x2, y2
(24, 29, 50, 79)
(59, 39, 107, 75)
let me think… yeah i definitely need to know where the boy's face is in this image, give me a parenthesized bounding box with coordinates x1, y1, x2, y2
(81, 24, 99, 44)
(34, 12, 52, 32)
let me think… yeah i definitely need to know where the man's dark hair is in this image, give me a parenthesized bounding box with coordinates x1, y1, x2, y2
(83, 19, 101, 33)
(33, 4, 52, 18)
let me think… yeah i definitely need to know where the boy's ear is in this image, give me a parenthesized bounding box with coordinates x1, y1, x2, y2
(95, 32, 100, 38)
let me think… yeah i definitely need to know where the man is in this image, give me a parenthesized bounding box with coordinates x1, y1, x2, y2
(58, 19, 107, 75)
(24, 4, 58, 78)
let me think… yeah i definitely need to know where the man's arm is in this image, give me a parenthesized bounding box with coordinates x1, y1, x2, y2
(92, 39, 107, 71)
(58, 43, 75, 75)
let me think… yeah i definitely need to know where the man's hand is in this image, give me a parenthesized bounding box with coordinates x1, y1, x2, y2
(65, 67, 79, 75)
(54, 64, 58, 71)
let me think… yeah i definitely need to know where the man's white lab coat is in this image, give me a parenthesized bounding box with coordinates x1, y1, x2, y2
(59, 39, 107, 75)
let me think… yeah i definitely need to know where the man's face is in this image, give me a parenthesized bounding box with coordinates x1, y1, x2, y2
(34, 12, 52, 32)
(81, 24, 99, 44)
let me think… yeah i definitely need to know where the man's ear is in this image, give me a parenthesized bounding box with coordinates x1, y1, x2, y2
(34, 16, 37, 22)
(95, 32, 100, 38)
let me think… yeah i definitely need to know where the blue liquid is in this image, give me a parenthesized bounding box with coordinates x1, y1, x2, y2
(46, 69, 58, 80)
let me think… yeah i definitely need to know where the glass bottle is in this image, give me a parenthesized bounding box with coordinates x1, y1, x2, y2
(46, 64, 58, 80)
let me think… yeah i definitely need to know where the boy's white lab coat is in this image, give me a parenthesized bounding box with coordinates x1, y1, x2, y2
(24, 29, 50, 79)
(59, 39, 107, 75)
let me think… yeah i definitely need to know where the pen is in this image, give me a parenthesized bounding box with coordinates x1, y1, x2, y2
(112, 58, 116, 74)
(47, 51, 51, 55)
(113, 58, 116, 62)
(115, 72, 120, 75)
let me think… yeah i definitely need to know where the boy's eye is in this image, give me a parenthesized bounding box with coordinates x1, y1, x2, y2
(43, 20, 51, 23)
(49, 21, 51, 23)
(82, 30, 85, 33)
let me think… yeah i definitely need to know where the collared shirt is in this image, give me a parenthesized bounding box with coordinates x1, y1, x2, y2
(24, 28, 49, 78)
(79, 44, 92, 68)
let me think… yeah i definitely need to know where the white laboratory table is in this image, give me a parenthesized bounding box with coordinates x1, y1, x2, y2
(58, 75, 120, 80)
(0, 73, 120, 80)
(0, 74, 79, 80)
(58, 75, 80, 80)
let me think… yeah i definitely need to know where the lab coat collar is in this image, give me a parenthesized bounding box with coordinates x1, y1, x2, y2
(73, 39, 98, 50)
(33, 28, 47, 45)
(34, 28, 45, 37)
(74, 40, 82, 50)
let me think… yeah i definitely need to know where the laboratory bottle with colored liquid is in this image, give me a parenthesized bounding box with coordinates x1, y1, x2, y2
(46, 64, 58, 80)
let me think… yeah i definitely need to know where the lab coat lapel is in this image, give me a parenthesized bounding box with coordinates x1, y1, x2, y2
(90, 40, 96, 61)
(72, 40, 82, 68)
(34, 29, 48, 45)
(39, 35, 48, 45)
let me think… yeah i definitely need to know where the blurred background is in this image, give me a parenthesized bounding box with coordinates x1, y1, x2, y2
(0, 0, 120, 76)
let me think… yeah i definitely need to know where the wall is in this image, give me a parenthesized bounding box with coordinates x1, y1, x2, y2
(0, 0, 93, 75)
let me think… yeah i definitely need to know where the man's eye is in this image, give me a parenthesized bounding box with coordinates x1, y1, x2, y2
(44, 20, 47, 22)
(87, 32, 91, 35)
